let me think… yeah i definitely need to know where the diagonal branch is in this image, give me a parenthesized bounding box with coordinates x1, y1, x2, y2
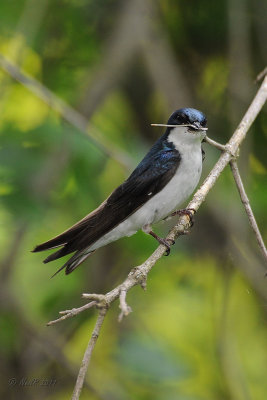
(0, 54, 134, 169)
(71, 308, 107, 400)
(230, 160, 267, 264)
(47, 73, 267, 399)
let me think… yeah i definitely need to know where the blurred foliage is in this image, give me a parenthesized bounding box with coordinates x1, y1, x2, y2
(0, 0, 267, 399)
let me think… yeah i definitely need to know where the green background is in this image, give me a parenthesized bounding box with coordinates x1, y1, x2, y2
(0, 0, 267, 399)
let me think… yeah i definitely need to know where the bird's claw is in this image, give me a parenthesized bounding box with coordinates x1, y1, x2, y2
(159, 238, 175, 256)
(147, 229, 175, 256)
(171, 208, 196, 227)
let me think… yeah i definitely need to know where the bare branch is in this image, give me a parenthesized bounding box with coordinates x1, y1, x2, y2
(47, 75, 267, 399)
(118, 287, 133, 322)
(71, 308, 107, 400)
(230, 160, 267, 264)
(204, 136, 227, 152)
(255, 66, 267, 83)
(0, 54, 134, 169)
(187, 75, 267, 215)
(47, 301, 97, 326)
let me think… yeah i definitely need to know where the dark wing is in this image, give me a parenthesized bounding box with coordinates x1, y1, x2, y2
(33, 146, 181, 269)
(201, 146, 205, 162)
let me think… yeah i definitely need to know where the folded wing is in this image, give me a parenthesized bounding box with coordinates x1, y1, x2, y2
(32, 145, 181, 274)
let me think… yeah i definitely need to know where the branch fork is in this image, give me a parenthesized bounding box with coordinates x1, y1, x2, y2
(204, 136, 239, 159)
(82, 293, 109, 310)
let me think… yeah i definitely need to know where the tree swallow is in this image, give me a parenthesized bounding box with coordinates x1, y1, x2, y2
(33, 108, 208, 276)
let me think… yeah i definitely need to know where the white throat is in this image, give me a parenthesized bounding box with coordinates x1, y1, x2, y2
(167, 126, 205, 151)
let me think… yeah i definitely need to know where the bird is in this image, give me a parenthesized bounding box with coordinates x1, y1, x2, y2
(32, 107, 208, 276)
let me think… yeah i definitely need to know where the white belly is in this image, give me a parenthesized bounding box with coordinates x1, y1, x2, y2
(90, 138, 203, 251)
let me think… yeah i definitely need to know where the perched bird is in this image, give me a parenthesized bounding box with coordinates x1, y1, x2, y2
(33, 108, 208, 276)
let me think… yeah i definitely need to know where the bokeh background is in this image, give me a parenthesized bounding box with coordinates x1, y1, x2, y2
(1, 0, 267, 399)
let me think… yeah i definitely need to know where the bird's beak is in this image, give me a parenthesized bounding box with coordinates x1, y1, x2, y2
(192, 121, 201, 129)
(151, 123, 208, 131)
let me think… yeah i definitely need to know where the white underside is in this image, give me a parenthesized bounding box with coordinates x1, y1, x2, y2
(88, 127, 205, 252)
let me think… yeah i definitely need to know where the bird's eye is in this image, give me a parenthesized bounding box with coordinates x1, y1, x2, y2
(179, 114, 190, 125)
(176, 115, 184, 123)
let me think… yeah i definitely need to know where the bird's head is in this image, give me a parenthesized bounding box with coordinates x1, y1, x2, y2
(151, 108, 208, 142)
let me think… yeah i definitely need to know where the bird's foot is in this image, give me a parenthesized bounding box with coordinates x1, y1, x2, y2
(171, 208, 196, 227)
(149, 230, 175, 256)
(142, 224, 175, 255)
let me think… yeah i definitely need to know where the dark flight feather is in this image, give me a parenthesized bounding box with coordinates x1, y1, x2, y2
(33, 135, 181, 274)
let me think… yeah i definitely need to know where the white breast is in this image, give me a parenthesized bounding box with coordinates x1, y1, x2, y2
(130, 127, 204, 225)
(89, 127, 205, 251)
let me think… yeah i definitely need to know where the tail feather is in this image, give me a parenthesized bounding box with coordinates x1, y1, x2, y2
(32, 227, 80, 253)
(32, 200, 108, 275)
(65, 251, 95, 275)
(43, 246, 73, 264)
(51, 250, 95, 277)
(32, 202, 107, 253)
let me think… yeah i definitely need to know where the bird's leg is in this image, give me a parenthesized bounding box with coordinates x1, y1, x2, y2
(142, 225, 175, 256)
(170, 208, 196, 227)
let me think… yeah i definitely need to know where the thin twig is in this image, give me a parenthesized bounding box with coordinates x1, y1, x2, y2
(204, 136, 227, 151)
(0, 53, 134, 169)
(47, 301, 97, 326)
(230, 160, 267, 264)
(71, 309, 107, 400)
